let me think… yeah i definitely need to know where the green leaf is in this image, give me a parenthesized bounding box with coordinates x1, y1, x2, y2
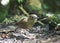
(18, 0, 23, 4)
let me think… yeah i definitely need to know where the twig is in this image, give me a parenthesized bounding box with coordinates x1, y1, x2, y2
(37, 21, 45, 26)
(19, 6, 29, 17)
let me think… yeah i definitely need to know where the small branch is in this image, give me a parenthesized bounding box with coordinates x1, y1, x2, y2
(37, 21, 45, 26)
(19, 6, 29, 17)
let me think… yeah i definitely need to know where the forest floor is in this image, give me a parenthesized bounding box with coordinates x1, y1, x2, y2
(0, 24, 60, 43)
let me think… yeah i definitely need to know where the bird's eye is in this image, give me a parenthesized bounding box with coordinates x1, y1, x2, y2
(31, 17, 34, 19)
(31, 17, 33, 18)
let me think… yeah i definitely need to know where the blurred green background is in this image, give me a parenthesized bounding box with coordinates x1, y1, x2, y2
(0, 0, 60, 23)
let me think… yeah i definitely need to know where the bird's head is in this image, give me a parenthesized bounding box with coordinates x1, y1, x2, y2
(28, 14, 39, 23)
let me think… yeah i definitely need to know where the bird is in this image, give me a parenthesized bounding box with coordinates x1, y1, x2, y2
(16, 14, 39, 30)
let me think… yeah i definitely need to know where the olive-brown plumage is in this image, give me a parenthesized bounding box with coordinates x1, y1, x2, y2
(16, 14, 38, 29)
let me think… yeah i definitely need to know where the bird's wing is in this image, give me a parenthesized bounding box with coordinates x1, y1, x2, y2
(16, 17, 29, 29)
